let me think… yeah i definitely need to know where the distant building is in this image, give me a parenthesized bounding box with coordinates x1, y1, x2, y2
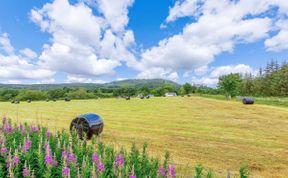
(164, 92, 177, 97)
(147, 94, 154, 97)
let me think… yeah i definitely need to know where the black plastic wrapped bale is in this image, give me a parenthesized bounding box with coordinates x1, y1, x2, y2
(65, 97, 71, 102)
(125, 96, 130, 100)
(140, 96, 144, 99)
(70, 113, 104, 139)
(242, 97, 254, 104)
(27, 99, 31, 103)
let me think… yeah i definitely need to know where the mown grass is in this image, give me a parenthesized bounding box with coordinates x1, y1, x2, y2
(0, 96, 287, 177)
(193, 93, 288, 108)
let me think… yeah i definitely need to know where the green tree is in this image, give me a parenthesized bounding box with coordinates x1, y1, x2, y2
(16, 90, 47, 101)
(218, 73, 242, 99)
(182, 83, 192, 94)
(47, 89, 66, 99)
(66, 88, 95, 99)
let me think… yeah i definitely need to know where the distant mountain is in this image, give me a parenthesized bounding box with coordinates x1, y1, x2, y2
(102, 79, 180, 89)
(0, 79, 180, 90)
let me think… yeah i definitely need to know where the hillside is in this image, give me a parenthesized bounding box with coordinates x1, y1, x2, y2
(0, 79, 180, 90)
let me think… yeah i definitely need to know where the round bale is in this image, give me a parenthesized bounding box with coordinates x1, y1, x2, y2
(242, 97, 254, 104)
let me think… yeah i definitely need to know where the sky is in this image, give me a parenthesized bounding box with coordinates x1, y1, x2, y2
(0, 0, 287, 86)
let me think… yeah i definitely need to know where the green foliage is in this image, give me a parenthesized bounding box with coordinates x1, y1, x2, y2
(218, 73, 242, 98)
(183, 83, 193, 94)
(16, 90, 48, 101)
(0, 89, 18, 101)
(207, 169, 214, 178)
(1, 120, 174, 177)
(66, 88, 95, 99)
(194, 163, 204, 178)
(240, 161, 249, 178)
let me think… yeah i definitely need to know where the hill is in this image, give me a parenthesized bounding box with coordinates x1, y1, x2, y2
(0, 79, 180, 90)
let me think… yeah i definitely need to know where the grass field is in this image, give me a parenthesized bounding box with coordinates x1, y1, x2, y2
(0, 96, 287, 177)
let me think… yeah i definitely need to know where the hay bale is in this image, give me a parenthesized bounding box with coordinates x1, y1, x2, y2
(125, 96, 130, 100)
(187, 94, 191, 97)
(146, 96, 150, 99)
(140, 96, 144, 99)
(65, 97, 71, 102)
(15, 100, 20, 104)
(242, 97, 254, 104)
(70, 113, 104, 139)
(27, 99, 31, 103)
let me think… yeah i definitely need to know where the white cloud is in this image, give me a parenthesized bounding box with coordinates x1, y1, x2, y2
(95, 0, 134, 33)
(265, 20, 288, 51)
(137, 67, 179, 82)
(20, 48, 37, 59)
(210, 64, 256, 78)
(165, 0, 203, 23)
(192, 64, 256, 86)
(0, 33, 14, 54)
(135, 0, 288, 81)
(66, 74, 107, 83)
(0, 33, 55, 81)
(31, 0, 136, 78)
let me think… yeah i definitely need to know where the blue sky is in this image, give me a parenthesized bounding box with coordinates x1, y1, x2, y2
(0, 0, 287, 85)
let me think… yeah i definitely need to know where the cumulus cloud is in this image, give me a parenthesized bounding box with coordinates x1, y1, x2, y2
(0, 33, 55, 82)
(30, 0, 136, 78)
(66, 74, 107, 83)
(0, 33, 14, 55)
(136, 0, 288, 81)
(265, 20, 288, 51)
(165, 0, 204, 23)
(192, 64, 256, 86)
(95, 0, 134, 33)
(20, 48, 37, 59)
(137, 68, 179, 82)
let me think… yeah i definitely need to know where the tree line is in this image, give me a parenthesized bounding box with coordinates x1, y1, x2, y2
(0, 60, 286, 101)
(219, 60, 288, 98)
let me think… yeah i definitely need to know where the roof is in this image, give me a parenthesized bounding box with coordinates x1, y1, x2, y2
(165, 92, 177, 95)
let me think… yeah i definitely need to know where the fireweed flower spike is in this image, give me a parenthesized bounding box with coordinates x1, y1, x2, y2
(62, 166, 70, 177)
(168, 165, 176, 177)
(4, 123, 13, 134)
(22, 162, 30, 177)
(116, 154, 124, 167)
(18, 124, 25, 134)
(44, 143, 54, 166)
(23, 138, 32, 153)
(0, 143, 8, 154)
(29, 125, 39, 133)
(68, 152, 76, 164)
(158, 166, 166, 177)
(13, 149, 20, 165)
(97, 162, 105, 172)
(92, 153, 99, 164)
(0, 147, 8, 154)
(46, 130, 52, 138)
(62, 150, 69, 160)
